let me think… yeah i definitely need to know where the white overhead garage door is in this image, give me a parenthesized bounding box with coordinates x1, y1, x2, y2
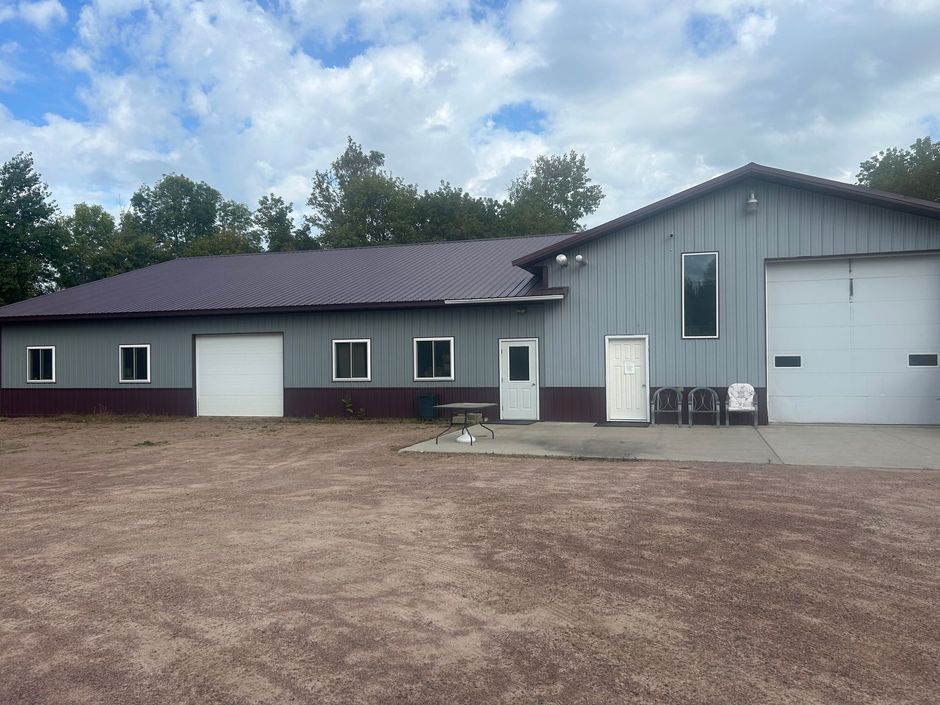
(196, 334, 284, 417)
(766, 254, 940, 424)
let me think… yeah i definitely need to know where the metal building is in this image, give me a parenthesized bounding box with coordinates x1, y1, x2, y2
(2, 163, 938, 424)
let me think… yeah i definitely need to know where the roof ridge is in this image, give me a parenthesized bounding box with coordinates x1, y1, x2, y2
(175, 231, 576, 262)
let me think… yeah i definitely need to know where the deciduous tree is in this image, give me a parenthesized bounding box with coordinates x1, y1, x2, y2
(857, 136, 940, 202)
(0, 153, 59, 305)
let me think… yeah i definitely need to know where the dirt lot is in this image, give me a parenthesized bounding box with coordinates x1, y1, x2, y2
(0, 418, 938, 705)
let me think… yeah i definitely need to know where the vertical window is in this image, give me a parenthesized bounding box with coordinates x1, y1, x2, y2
(333, 339, 371, 381)
(414, 337, 454, 381)
(119, 345, 151, 383)
(682, 252, 719, 339)
(26, 346, 55, 383)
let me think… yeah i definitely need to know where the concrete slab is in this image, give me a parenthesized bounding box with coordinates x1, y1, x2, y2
(402, 422, 940, 470)
(757, 424, 940, 470)
(403, 422, 782, 465)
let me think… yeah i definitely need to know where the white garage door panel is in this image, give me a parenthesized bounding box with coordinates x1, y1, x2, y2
(196, 335, 284, 417)
(767, 255, 940, 425)
(767, 302, 849, 328)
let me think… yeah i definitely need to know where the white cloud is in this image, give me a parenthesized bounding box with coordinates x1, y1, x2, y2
(0, 0, 936, 228)
(16, 0, 67, 29)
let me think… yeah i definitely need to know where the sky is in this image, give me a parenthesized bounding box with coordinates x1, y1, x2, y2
(0, 0, 938, 228)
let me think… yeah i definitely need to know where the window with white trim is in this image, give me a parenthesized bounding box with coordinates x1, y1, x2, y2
(119, 345, 151, 383)
(333, 339, 371, 381)
(414, 337, 454, 381)
(682, 252, 719, 339)
(27, 346, 55, 383)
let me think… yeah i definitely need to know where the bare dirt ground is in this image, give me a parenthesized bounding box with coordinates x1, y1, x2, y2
(0, 418, 938, 705)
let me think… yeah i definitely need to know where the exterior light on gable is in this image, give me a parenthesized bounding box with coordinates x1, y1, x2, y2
(745, 191, 759, 214)
(575, 254, 588, 265)
(556, 254, 569, 266)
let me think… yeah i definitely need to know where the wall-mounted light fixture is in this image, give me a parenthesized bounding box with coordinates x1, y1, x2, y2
(515, 306, 527, 315)
(574, 254, 588, 265)
(555, 254, 569, 266)
(745, 190, 759, 214)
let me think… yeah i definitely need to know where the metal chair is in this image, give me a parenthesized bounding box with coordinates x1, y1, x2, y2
(687, 387, 720, 427)
(725, 383, 759, 427)
(650, 387, 683, 426)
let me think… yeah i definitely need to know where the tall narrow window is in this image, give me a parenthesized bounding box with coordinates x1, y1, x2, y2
(333, 339, 371, 381)
(119, 345, 151, 383)
(682, 252, 719, 339)
(414, 337, 454, 381)
(26, 346, 55, 383)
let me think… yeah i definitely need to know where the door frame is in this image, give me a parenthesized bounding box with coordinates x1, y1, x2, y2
(604, 334, 651, 422)
(498, 337, 540, 421)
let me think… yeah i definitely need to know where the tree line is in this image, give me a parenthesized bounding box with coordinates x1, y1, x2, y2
(0, 137, 605, 306)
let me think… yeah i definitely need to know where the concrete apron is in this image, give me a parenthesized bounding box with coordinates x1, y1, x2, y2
(401, 422, 940, 470)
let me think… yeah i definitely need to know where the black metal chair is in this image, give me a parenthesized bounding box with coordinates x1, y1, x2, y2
(687, 387, 720, 427)
(650, 387, 683, 426)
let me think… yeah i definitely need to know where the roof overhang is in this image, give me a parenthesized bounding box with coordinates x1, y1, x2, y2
(444, 288, 567, 305)
(512, 162, 940, 270)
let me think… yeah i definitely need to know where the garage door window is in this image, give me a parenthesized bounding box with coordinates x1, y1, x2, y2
(774, 355, 802, 368)
(414, 337, 454, 381)
(119, 345, 151, 383)
(682, 252, 719, 339)
(333, 339, 371, 381)
(908, 353, 938, 367)
(26, 346, 55, 383)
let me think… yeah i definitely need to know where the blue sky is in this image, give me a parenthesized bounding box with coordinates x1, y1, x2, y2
(0, 0, 938, 225)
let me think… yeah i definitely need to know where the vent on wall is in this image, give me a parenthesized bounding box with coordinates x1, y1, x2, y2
(774, 355, 802, 368)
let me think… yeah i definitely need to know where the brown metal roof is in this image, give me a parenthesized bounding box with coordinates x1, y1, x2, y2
(512, 162, 940, 269)
(0, 234, 571, 322)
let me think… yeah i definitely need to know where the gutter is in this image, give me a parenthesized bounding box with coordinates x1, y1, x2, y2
(444, 291, 567, 305)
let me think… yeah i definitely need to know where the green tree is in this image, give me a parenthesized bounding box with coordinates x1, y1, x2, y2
(306, 137, 419, 248)
(504, 150, 605, 234)
(305, 140, 605, 247)
(256, 193, 319, 251)
(56, 203, 118, 288)
(127, 174, 220, 256)
(111, 214, 166, 273)
(0, 152, 60, 305)
(126, 174, 260, 257)
(857, 136, 940, 202)
(414, 182, 503, 242)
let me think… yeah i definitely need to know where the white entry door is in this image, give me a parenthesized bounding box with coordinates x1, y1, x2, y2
(499, 338, 539, 420)
(606, 336, 649, 421)
(196, 334, 284, 417)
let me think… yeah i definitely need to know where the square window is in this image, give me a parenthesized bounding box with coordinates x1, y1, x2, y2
(774, 355, 802, 368)
(682, 252, 719, 339)
(414, 337, 454, 381)
(908, 353, 938, 367)
(119, 345, 150, 382)
(27, 346, 55, 382)
(333, 340, 371, 381)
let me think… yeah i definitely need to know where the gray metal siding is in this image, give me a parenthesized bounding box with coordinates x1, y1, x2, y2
(541, 179, 940, 388)
(1, 306, 543, 389)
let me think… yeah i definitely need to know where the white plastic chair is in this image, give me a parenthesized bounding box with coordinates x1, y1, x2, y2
(725, 383, 758, 427)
